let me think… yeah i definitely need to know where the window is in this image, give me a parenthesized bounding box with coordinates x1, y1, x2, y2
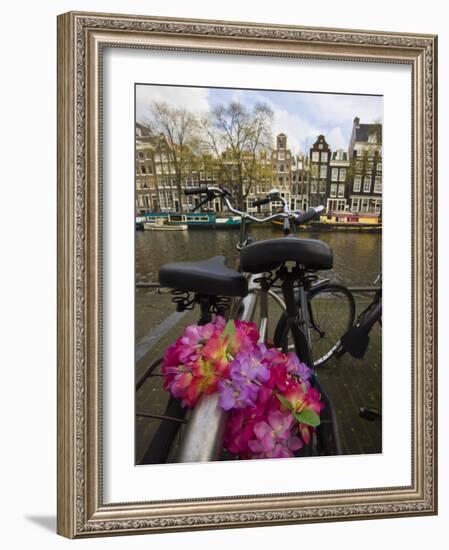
(330, 184, 337, 198)
(320, 165, 327, 179)
(367, 162, 374, 171)
(377, 161, 383, 172)
(338, 184, 345, 198)
(328, 199, 347, 212)
(146, 164, 153, 174)
(318, 143, 323, 149)
(279, 164, 285, 172)
(319, 181, 326, 193)
(138, 152, 144, 161)
(331, 168, 338, 181)
(374, 176, 382, 193)
(321, 152, 328, 162)
(374, 199, 382, 213)
(311, 165, 318, 177)
(278, 151, 285, 160)
(351, 198, 360, 212)
(312, 151, 320, 162)
(311, 181, 317, 193)
(141, 165, 146, 174)
(146, 151, 152, 160)
(339, 169, 347, 182)
(278, 177, 284, 185)
(363, 176, 371, 192)
(353, 175, 362, 192)
(356, 160, 363, 170)
(361, 198, 369, 212)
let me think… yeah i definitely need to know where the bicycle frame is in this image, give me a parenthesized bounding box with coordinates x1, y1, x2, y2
(176, 190, 326, 462)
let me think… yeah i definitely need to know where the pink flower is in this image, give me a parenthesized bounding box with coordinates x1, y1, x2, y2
(248, 410, 292, 452)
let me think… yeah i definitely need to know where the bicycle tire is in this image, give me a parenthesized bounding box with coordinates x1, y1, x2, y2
(273, 282, 356, 367)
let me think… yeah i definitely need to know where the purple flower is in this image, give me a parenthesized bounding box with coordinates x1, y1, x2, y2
(285, 353, 312, 382)
(230, 346, 270, 385)
(218, 378, 257, 411)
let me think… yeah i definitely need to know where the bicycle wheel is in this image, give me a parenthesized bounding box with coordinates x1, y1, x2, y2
(273, 282, 355, 367)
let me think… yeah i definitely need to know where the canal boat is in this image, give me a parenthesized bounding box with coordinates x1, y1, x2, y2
(140, 212, 216, 228)
(169, 212, 216, 228)
(215, 215, 241, 228)
(143, 221, 188, 231)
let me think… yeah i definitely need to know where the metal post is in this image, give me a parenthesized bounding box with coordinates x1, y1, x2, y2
(175, 274, 260, 463)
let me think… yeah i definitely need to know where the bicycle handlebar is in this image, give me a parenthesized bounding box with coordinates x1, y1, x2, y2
(184, 186, 323, 226)
(184, 187, 208, 196)
(252, 196, 271, 207)
(294, 206, 324, 225)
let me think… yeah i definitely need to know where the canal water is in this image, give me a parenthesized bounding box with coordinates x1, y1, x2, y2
(136, 226, 381, 286)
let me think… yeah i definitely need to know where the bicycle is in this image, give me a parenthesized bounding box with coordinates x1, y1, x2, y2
(337, 275, 382, 360)
(138, 186, 354, 462)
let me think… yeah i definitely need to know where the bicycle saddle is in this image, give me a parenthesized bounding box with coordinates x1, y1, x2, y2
(159, 255, 248, 297)
(239, 236, 333, 273)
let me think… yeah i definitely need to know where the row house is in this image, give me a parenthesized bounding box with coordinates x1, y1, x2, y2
(348, 117, 382, 216)
(291, 153, 309, 211)
(269, 133, 293, 211)
(309, 135, 331, 208)
(326, 149, 350, 214)
(135, 123, 220, 214)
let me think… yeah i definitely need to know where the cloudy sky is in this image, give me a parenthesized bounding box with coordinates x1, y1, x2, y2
(136, 84, 383, 155)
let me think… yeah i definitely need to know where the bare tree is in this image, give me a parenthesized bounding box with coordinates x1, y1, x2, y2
(200, 101, 274, 208)
(145, 101, 199, 213)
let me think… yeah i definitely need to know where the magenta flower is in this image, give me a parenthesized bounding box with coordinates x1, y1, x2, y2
(248, 410, 295, 454)
(162, 316, 323, 459)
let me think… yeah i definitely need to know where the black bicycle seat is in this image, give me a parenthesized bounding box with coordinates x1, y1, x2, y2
(159, 255, 248, 297)
(239, 236, 333, 274)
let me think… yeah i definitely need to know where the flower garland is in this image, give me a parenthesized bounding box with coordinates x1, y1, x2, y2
(162, 316, 324, 459)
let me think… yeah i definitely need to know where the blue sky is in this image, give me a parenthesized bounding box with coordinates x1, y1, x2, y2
(136, 84, 383, 155)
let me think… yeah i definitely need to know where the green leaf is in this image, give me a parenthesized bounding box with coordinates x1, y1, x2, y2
(221, 320, 236, 342)
(276, 393, 293, 411)
(294, 409, 320, 427)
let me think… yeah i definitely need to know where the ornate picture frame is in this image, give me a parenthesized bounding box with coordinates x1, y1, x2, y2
(57, 11, 437, 538)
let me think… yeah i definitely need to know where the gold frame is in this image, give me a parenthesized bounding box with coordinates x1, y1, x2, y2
(57, 11, 438, 538)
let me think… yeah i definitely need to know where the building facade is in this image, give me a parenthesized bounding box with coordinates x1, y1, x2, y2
(309, 135, 331, 208)
(135, 122, 382, 221)
(326, 149, 350, 214)
(348, 117, 383, 217)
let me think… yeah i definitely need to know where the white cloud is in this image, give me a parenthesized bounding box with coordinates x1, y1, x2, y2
(324, 127, 348, 150)
(301, 93, 383, 126)
(136, 85, 210, 123)
(271, 107, 321, 155)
